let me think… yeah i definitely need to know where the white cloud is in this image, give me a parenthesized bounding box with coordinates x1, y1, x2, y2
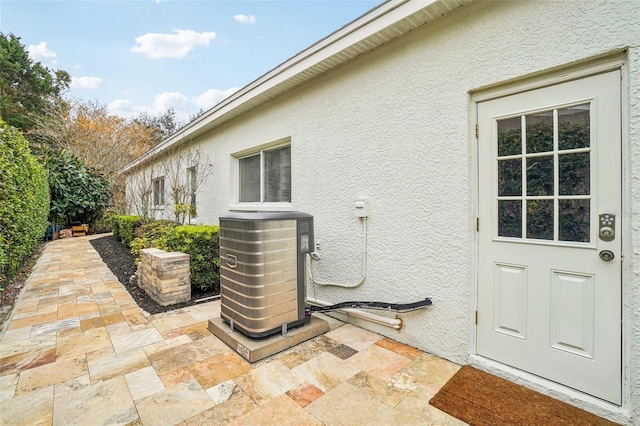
(194, 87, 240, 110)
(233, 14, 256, 25)
(130, 29, 216, 59)
(70, 76, 103, 89)
(108, 92, 190, 120)
(27, 42, 57, 65)
(147, 92, 189, 115)
(107, 99, 137, 118)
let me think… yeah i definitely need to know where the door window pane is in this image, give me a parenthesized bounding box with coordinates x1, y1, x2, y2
(494, 104, 592, 243)
(559, 199, 590, 242)
(558, 104, 590, 150)
(526, 112, 553, 153)
(498, 159, 522, 196)
(527, 156, 554, 196)
(239, 154, 260, 202)
(527, 200, 553, 240)
(559, 153, 590, 195)
(498, 117, 521, 156)
(498, 200, 522, 238)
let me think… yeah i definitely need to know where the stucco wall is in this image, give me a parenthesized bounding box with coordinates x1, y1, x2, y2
(126, 0, 639, 421)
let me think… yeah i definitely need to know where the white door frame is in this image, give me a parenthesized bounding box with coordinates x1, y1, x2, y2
(468, 52, 631, 423)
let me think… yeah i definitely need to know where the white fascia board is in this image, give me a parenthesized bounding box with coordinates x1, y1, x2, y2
(120, 0, 464, 174)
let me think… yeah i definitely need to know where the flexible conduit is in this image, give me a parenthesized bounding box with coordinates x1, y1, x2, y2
(308, 216, 368, 288)
(307, 297, 402, 330)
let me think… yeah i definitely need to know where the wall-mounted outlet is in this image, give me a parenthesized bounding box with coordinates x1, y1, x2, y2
(354, 197, 370, 218)
(315, 240, 321, 251)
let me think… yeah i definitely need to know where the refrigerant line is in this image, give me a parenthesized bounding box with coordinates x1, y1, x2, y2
(308, 216, 368, 288)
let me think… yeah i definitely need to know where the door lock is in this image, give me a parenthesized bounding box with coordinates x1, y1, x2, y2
(599, 250, 615, 261)
(598, 214, 615, 241)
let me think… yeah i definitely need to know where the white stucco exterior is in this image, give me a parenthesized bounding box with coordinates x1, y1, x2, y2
(123, 1, 640, 423)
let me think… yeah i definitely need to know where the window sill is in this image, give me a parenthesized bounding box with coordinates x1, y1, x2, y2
(228, 203, 292, 212)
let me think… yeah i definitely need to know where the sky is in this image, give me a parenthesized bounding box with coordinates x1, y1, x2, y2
(1, 0, 381, 122)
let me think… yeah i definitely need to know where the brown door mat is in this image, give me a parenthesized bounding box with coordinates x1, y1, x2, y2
(429, 365, 620, 426)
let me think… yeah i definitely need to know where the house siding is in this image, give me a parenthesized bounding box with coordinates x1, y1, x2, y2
(125, 0, 640, 422)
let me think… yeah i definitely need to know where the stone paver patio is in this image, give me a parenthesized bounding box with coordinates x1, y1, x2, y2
(0, 235, 465, 425)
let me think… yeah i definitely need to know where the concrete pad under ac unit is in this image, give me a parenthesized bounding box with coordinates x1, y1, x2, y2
(208, 316, 329, 363)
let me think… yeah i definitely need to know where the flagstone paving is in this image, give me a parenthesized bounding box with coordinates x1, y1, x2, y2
(0, 236, 466, 425)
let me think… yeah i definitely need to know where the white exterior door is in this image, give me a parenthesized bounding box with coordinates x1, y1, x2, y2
(477, 70, 622, 405)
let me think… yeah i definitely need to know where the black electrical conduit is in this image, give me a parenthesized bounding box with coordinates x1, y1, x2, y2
(307, 297, 433, 313)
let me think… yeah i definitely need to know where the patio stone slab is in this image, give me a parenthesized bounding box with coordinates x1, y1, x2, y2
(135, 378, 214, 425)
(53, 375, 138, 425)
(231, 393, 323, 426)
(306, 381, 400, 425)
(0, 384, 53, 426)
(110, 326, 163, 354)
(15, 354, 87, 395)
(147, 335, 228, 375)
(124, 365, 165, 402)
(87, 347, 151, 383)
(55, 326, 112, 359)
(186, 381, 257, 425)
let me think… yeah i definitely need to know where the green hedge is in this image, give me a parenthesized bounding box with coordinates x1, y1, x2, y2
(130, 220, 180, 263)
(111, 215, 141, 247)
(129, 221, 220, 293)
(165, 225, 220, 293)
(0, 120, 50, 288)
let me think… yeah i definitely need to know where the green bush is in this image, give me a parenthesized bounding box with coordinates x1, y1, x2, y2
(91, 210, 115, 235)
(130, 220, 180, 263)
(165, 225, 220, 293)
(111, 215, 140, 246)
(42, 148, 110, 228)
(0, 120, 50, 288)
(110, 215, 121, 241)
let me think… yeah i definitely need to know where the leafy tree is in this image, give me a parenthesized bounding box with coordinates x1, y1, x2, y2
(125, 164, 157, 223)
(189, 108, 206, 122)
(0, 32, 70, 132)
(162, 147, 213, 224)
(135, 108, 185, 142)
(29, 98, 161, 216)
(30, 98, 157, 176)
(0, 120, 49, 288)
(42, 148, 111, 227)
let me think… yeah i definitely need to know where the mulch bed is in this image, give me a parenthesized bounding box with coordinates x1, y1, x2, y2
(89, 235, 218, 315)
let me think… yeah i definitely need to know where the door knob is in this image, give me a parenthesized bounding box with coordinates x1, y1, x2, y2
(599, 250, 615, 261)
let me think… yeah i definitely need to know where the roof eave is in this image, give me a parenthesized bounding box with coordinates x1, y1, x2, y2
(120, 0, 470, 174)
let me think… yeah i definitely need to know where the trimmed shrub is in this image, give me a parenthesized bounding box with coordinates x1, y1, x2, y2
(111, 215, 140, 246)
(130, 220, 180, 263)
(0, 120, 50, 288)
(165, 225, 220, 293)
(110, 215, 121, 241)
(91, 209, 115, 235)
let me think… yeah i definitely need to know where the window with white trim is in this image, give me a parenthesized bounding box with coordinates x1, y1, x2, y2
(152, 176, 165, 207)
(238, 144, 291, 203)
(187, 166, 197, 206)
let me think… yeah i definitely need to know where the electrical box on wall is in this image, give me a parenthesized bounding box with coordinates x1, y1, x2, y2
(354, 197, 370, 217)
